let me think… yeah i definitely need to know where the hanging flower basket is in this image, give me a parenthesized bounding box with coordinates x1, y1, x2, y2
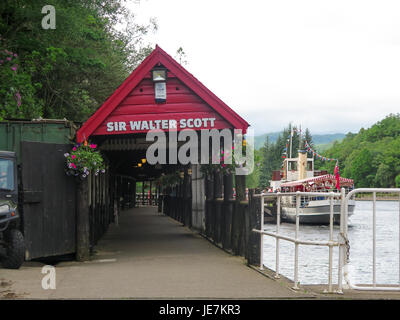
(156, 171, 182, 187)
(64, 142, 105, 180)
(200, 143, 241, 176)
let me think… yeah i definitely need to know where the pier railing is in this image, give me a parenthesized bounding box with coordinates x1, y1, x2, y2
(342, 188, 400, 292)
(252, 191, 345, 293)
(253, 188, 400, 293)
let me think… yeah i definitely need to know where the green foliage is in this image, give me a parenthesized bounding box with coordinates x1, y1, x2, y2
(350, 149, 374, 187)
(246, 148, 261, 188)
(64, 142, 105, 179)
(0, 44, 42, 120)
(319, 113, 400, 188)
(175, 47, 188, 65)
(157, 172, 182, 187)
(259, 124, 309, 188)
(395, 174, 400, 188)
(0, 0, 156, 121)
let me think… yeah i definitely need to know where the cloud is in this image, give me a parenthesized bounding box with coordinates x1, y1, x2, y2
(128, 0, 400, 134)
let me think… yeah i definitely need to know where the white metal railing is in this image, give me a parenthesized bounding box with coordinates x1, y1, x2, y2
(253, 188, 400, 294)
(342, 188, 400, 291)
(253, 191, 345, 293)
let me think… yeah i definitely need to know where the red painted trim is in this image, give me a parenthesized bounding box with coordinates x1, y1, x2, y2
(77, 45, 249, 142)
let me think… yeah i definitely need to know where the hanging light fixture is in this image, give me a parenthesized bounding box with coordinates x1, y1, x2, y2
(138, 163, 142, 167)
(141, 158, 147, 164)
(151, 67, 167, 82)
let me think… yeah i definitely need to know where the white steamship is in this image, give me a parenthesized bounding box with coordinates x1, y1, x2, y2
(269, 150, 355, 225)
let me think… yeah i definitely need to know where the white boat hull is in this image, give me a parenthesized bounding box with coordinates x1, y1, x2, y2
(280, 200, 355, 225)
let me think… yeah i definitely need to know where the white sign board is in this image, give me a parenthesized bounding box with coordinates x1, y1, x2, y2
(155, 82, 166, 100)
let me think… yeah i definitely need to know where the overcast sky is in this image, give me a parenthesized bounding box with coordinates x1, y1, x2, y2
(127, 0, 400, 135)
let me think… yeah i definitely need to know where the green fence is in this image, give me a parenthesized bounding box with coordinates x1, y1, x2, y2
(0, 119, 77, 163)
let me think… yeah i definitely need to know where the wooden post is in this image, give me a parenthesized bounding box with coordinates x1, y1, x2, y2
(205, 172, 214, 238)
(149, 180, 152, 206)
(232, 174, 246, 255)
(183, 168, 190, 226)
(213, 170, 223, 244)
(177, 179, 181, 222)
(76, 178, 90, 261)
(142, 181, 145, 206)
(133, 180, 137, 208)
(157, 185, 162, 212)
(223, 172, 234, 250)
(187, 168, 192, 228)
(246, 189, 261, 266)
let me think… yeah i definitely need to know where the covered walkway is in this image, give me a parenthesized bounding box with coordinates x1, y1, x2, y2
(1, 207, 311, 299)
(91, 207, 309, 298)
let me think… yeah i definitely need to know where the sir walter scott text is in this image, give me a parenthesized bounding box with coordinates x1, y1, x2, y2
(106, 117, 216, 132)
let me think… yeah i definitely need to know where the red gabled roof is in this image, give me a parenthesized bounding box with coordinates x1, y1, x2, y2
(280, 174, 354, 187)
(77, 45, 249, 142)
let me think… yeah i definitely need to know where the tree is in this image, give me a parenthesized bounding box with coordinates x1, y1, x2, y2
(317, 114, 400, 188)
(0, 44, 41, 120)
(258, 123, 313, 188)
(304, 128, 314, 149)
(175, 47, 188, 65)
(395, 174, 400, 188)
(0, 0, 157, 121)
(375, 163, 393, 187)
(259, 136, 272, 188)
(246, 147, 261, 188)
(349, 149, 375, 187)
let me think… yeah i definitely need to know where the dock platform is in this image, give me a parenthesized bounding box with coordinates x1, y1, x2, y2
(1, 207, 399, 299)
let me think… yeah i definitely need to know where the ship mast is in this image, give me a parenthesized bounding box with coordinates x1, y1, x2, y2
(299, 124, 303, 151)
(289, 125, 293, 159)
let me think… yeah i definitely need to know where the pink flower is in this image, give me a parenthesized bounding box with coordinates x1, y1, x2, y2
(6, 57, 11, 61)
(11, 65, 17, 72)
(71, 163, 76, 169)
(13, 53, 18, 57)
(15, 92, 21, 107)
(71, 155, 76, 159)
(90, 144, 97, 149)
(72, 147, 77, 151)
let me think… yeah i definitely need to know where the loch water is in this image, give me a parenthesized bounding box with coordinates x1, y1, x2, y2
(262, 200, 400, 285)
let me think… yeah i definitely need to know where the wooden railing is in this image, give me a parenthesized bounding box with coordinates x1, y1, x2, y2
(162, 169, 261, 266)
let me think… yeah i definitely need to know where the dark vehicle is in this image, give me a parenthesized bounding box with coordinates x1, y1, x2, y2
(0, 151, 25, 269)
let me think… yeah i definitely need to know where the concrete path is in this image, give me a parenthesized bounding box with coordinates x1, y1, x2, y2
(1, 207, 313, 299)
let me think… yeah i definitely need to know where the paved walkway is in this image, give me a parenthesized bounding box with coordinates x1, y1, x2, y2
(2, 207, 400, 299)
(1, 207, 313, 299)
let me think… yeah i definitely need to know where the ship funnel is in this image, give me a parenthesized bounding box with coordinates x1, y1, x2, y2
(298, 150, 307, 180)
(297, 128, 307, 180)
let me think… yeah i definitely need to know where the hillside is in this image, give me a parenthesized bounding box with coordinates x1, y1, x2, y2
(254, 132, 345, 150)
(317, 113, 400, 188)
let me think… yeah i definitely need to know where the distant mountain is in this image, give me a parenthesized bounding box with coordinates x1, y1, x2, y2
(254, 132, 346, 150)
